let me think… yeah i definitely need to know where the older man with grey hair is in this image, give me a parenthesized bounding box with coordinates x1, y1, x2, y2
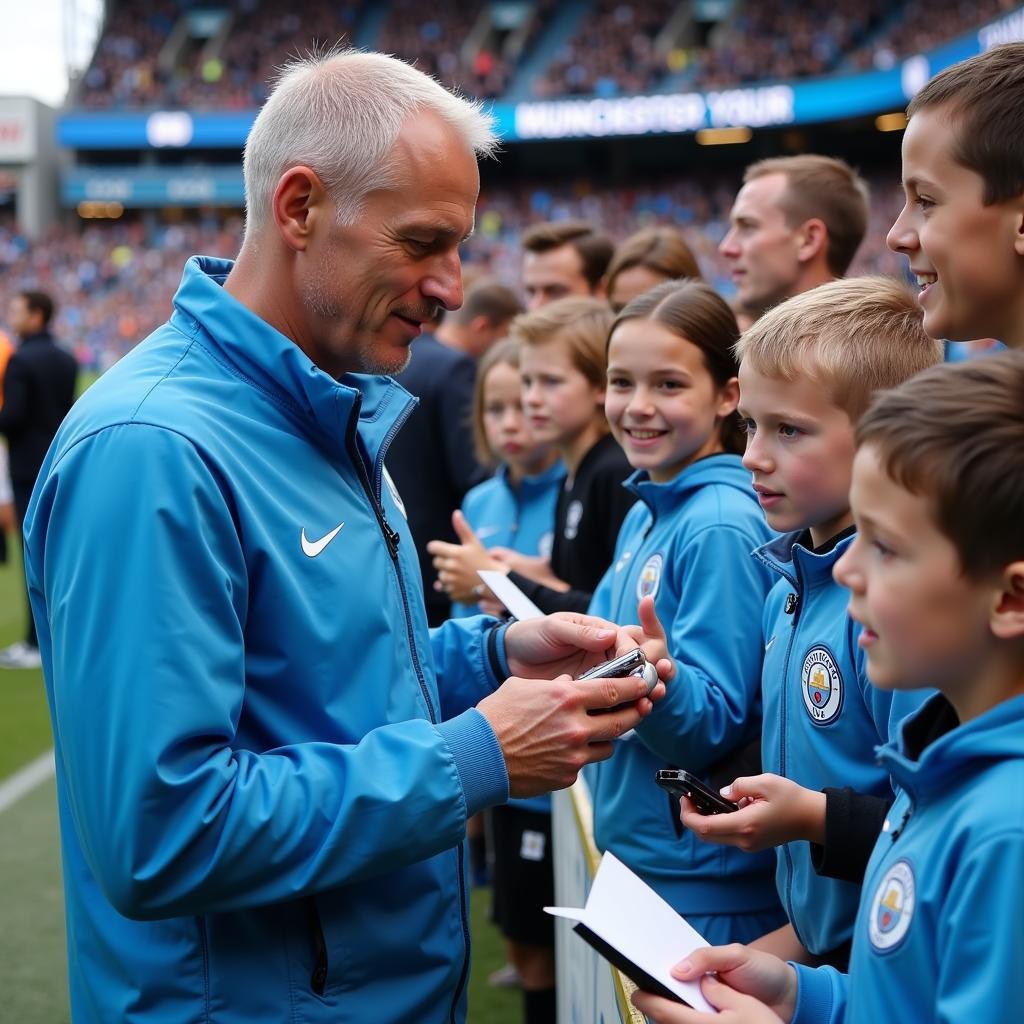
(24, 51, 668, 1024)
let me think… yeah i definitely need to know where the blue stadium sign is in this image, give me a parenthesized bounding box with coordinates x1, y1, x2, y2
(57, 6, 1023, 152)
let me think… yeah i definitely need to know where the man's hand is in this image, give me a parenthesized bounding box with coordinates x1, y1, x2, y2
(477, 671, 659, 797)
(0, 501, 13, 534)
(503, 611, 671, 685)
(631, 944, 797, 1023)
(679, 774, 826, 852)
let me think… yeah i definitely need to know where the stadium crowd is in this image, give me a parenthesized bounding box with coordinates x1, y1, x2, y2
(73, 0, 1020, 109)
(0, 175, 905, 372)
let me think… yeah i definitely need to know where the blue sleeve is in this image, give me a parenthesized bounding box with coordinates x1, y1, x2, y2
(632, 525, 767, 771)
(430, 613, 506, 716)
(31, 424, 505, 921)
(792, 964, 847, 1024)
(933, 830, 1024, 1022)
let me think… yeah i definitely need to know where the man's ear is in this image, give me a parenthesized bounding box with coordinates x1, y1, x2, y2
(991, 561, 1024, 640)
(1014, 206, 1024, 259)
(271, 165, 330, 252)
(795, 218, 828, 265)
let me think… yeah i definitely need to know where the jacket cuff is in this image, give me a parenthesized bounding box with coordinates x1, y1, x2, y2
(486, 620, 512, 684)
(791, 963, 841, 1024)
(436, 708, 509, 816)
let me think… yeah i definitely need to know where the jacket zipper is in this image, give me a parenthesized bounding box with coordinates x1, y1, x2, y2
(778, 566, 804, 944)
(344, 394, 471, 1017)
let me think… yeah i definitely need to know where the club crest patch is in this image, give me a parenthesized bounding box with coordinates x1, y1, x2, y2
(868, 859, 915, 952)
(564, 500, 584, 540)
(800, 645, 844, 724)
(636, 554, 664, 601)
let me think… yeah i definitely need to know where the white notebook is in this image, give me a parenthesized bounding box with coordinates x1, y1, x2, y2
(545, 851, 716, 1012)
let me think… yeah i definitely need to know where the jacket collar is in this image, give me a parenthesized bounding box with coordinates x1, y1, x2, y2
(168, 255, 416, 465)
(625, 453, 747, 514)
(496, 460, 566, 496)
(753, 527, 856, 589)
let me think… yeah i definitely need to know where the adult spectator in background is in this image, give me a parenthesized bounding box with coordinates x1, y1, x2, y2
(434, 277, 522, 360)
(0, 326, 13, 564)
(521, 220, 614, 310)
(719, 155, 870, 321)
(24, 51, 669, 1024)
(0, 291, 77, 669)
(605, 225, 702, 312)
(389, 277, 522, 625)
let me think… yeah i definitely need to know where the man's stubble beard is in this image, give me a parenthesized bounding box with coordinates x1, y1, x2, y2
(300, 260, 411, 377)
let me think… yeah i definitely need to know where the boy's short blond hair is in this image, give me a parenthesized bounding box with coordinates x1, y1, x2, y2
(734, 276, 943, 421)
(509, 296, 614, 390)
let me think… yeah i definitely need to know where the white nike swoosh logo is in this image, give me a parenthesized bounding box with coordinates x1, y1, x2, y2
(301, 522, 345, 558)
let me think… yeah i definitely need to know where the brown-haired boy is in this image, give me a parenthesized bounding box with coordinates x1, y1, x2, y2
(888, 42, 1024, 349)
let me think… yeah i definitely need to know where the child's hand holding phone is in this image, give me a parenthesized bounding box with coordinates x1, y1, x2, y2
(676, 773, 827, 853)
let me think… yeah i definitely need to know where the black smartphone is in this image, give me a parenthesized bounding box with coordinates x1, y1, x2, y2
(655, 768, 739, 815)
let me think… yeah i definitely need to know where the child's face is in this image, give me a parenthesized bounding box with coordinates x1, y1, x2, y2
(888, 106, 1024, 346)
(834, 445, 997, 703)
(605, 319, 738, 483)
(481, 361, 551, 474)
(738, 362, 856, 546)
(520, 338, 604, 450)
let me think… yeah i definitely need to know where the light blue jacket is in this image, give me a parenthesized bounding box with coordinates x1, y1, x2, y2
(454, 460, 564, 814)
(24, 257, 511, 1024)
(588, 457, 781, 921)
(756, 532, 928, 955)
(793, 693, 1024, 1023)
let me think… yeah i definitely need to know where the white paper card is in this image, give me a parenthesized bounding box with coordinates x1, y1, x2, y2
(545, 851, 715, 1013)
(477, 570, 545, 621)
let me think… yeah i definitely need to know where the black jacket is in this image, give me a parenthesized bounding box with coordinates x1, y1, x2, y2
(387, 334, 487, 626)
(0, 331, 78, 485)
(508, 432, 634, 614)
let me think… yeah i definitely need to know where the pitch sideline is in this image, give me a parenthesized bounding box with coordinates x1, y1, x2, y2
(0, 749, 55, 814)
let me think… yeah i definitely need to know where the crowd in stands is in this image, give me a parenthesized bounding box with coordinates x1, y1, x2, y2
(0, 172, 904, 373)
(73, 0, 1019, 109)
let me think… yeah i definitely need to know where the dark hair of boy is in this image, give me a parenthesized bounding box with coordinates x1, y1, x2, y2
(611, 278, 744, 453)
(856, 350, 1024, 579)
(520, 220, 614, 290)
(742, 155, 870, 277)
(906, 42, 1024, 205)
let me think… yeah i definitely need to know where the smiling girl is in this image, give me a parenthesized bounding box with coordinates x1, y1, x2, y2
(587, 279, 783, 944)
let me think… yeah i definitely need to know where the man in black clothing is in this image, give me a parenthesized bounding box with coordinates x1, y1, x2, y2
(0, 290, 78, 669)
(387, 279, 521, 626)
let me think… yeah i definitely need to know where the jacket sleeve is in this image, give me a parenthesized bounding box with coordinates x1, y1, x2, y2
(29, 423, 506, 921)
(933, 830, 1024, 1022)
(792, 964, 848, 1024)
(504, 570, 591, 614)
(631, 525, 766, 771)
(809, 788, 891, 882)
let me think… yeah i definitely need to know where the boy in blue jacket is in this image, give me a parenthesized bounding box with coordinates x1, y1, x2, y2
(681, 276, 941, 966)
(634, 351, 1024, 1024)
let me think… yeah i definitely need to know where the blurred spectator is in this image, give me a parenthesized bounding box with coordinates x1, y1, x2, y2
(0, 291, 78, 669)
(605, 226, 702, 311)
(521, 220, 614, 310)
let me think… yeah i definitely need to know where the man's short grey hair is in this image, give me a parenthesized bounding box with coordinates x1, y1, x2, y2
(243, 49, 499, 235)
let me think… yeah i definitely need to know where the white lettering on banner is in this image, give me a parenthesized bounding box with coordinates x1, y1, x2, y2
(85, 177, 132, 200)
(146, 111, 194, 148)
(979, 9, 1024, 48)
(167, 177, 216, 201)
(706, 86, 794, 128)
(515, 93, 706, 139)
(514, 86, 795, 139)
